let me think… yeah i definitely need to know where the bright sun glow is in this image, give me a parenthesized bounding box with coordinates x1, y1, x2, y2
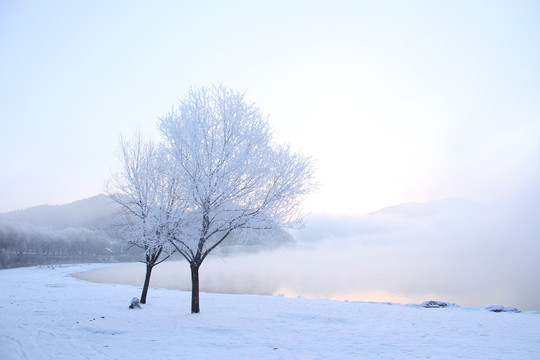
(0, 1, 538, 215)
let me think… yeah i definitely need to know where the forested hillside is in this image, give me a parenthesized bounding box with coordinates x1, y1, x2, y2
(0, 194, 294, 268)
(0, 195, 133, 268)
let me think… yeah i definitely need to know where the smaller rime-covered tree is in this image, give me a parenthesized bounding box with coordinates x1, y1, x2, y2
(107, 134, 182, 304)
(159, 85, 316, 313)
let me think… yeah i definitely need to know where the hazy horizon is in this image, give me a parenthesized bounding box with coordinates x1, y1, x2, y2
(2, 186, 538, 310)
(74, 193, 539, 311)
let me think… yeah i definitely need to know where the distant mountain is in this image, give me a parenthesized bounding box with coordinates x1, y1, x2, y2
(294, 198, 483, 242)
(0, 194, 118, 229)
(0, 194, 293, 254)
(0, 195, 482, 247)
(0, 195, 128, 268)
(368, 198, 483, 218)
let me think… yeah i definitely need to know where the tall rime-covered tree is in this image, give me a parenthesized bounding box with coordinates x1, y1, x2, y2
(159, 85, 315, 313)
(107, 135, 181, 304)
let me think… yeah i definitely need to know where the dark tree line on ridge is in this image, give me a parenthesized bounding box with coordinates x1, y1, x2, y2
(0, 219, 138, 268)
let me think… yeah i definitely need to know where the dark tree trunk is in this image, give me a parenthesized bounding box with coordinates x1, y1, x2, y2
(190, 262, 200, 313)
(140, 262, 153, 304)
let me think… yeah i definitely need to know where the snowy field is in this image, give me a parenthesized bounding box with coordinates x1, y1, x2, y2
(1, 264, 539, 359)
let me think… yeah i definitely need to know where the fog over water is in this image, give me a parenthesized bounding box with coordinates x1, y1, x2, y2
(76, 191, 540, 311)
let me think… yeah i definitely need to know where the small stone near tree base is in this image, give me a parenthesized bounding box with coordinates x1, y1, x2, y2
(129, 297, 142, 309)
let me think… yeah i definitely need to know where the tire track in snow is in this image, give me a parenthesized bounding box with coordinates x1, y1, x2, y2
(0, 334, 28, 360)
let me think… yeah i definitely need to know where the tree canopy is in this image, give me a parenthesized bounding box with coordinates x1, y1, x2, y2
(110, 85, 316, 312)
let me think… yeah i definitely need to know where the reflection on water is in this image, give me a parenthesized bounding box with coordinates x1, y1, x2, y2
(74, 238, 539, 311)
(74, 260, 425, 304)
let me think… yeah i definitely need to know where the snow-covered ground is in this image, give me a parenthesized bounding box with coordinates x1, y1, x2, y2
(1, 264, 539, 359)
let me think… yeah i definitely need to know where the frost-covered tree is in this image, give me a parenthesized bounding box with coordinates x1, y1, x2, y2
(159, 85, 316, 313)
(107, 135, 181, 304)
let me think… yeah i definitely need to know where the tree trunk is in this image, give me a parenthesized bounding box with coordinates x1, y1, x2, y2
(140, 263, 153, 304)
(190, 262, 200, 313)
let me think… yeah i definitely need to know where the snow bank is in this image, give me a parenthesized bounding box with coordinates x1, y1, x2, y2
(1, 264, 539, 359)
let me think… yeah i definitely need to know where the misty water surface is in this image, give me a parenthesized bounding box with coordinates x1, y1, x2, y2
(76, 198, 540, 311)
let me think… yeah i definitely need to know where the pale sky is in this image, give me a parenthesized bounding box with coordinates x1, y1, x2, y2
(1, 0, 539, 215)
